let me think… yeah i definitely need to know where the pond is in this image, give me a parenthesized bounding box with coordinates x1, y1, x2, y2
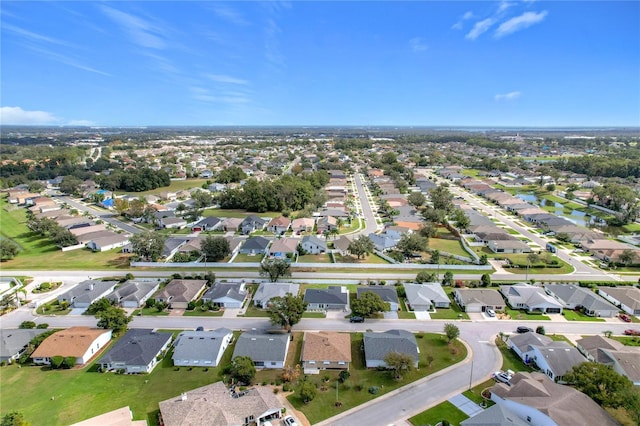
(515, 193, 606, 229)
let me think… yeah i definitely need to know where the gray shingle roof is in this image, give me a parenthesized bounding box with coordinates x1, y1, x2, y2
(545, 284, 617, 312)
(202, 282, 247, 302)
(0, 329, 48, 360)
(363, 330, 418, 363)
(460, 403, 528, 426)
(58, 280, 118, 305)
(232, 332, 289, 363)
(107, 279, 160, 305)
(356, 287, 399, 304)
(98, 329, 172, 366)
(254, 283, 300, 307)
(172, 329, 233, 364)
(241, 236, 270, 251)
(304, 286, 348, 305)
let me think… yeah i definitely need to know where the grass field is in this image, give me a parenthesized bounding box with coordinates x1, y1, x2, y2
(409, 400, 469, 426)
(287, 333, 467, 424)
(231, 253, 263, 263)
(298, 254, 332, 263)
(505, 307, 551, 321)
(122, 179, 209, 196)
(0, 332, 234, 425)
(429, 237, 470, 258)
(1, 196, 133, 270)
(562, 310, 606, 322)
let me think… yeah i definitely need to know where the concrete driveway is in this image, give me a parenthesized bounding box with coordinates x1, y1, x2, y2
(414, 311, 431, 320)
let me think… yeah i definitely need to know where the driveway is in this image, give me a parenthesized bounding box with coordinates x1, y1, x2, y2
(383, 311, 399, 319)
(414, 311, 431, 320)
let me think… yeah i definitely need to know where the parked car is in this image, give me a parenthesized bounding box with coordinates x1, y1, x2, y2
(619, 314, 631, 323)
(516, 326, 533, 334)
(493, 369, 514, 384)
(486, 309, 496, 317)
(349, 316, 365, 323)
(283, 416, 298, 426)
(624, 329, 640, 336)
(196, 326, 204, 331)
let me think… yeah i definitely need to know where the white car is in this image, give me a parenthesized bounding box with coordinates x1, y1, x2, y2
(486, 309, 496, 317)
(283, 416, 298, 426)
(493, 370, 514, 384)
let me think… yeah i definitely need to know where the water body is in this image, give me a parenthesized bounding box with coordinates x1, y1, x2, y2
(515, 193, 602, 228)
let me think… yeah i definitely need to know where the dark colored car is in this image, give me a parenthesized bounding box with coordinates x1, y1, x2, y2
(517, 326, 533, 334)
(349, 316, 365, 323)
(196, 326, 204, 331)
(624, 329, 640, 336)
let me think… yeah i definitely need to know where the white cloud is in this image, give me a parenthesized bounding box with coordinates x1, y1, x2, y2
(497, 2, 513, 13)
(452, 11, 474, 30)
(409, 37, 428, 52)
(495, 91, 522, 101)
(100, 5, 166, 49)
(3, 23, 73, 47)
(206, 74, 248, 85)
(0, 106, 58, 125)
(212, 4, 250, 26)
(466, 18, 496, 40)
(495, 11, 548, 38)
(67, 120, 96, 126)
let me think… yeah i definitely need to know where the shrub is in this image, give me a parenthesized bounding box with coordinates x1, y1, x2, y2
(338, 370, 350, 383)
(368, 386, 380, 394)
(64, 357, 76, 368)
(19, 321, 36, 329)
(36, 323, 48, 329)
(536, 326, 546, 335)
(50, 356, 64, 369)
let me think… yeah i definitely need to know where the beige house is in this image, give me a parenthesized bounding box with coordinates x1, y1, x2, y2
(31, 327, 112, 366)
(154, 279, 208, 309)
(301, 331, 351, 374)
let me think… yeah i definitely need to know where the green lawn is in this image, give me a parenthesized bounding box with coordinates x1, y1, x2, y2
(298, 254, 332, 263)
(0, 333, 234, 425)
(132, 307, 170, 316)
(0, 196, 133, 270)
(610, 336, 640, 346)
(182, 309, 224, 317)
(122, 179, 209, 196)
(35, 300, 71, 316)
(240, 304, 271, 317)
(463, 379, 495, 407)
(288, 333, 467, 424)
(409, 400, 469, 426)
(429, 237, 470, 258)
(561, 310, 606, 322)
(505, 307, 551, 321)
(495, 337, 535, 373)
(430, 296, 470, 320)
(301, 311, 326, 318)
(232, 253, 263, 263)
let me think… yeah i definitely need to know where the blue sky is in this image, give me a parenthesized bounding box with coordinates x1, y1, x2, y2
(1, 1, 638, 127)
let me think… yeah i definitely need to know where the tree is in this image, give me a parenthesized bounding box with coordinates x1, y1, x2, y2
(201, 235, 231, 262)
(59, 176, 83, 196)
(407, 191, 426, 208)
(1, 411, 30, 426)
(299, 380, 317, 404)
(348, 235, 375, 259)
(52, 228, 78, 248)
(0, 239, 20, 260)
(86, 297, 114, 315)
(564, 362, 634, 408)
(129, 231, 167, 261)
(260, 258, 292, 282)
(444, 323, 459, 343)
(19, 321, 36, 329)
(618, 249, 637, 266)
(266, 293, 307, 330)
(480, 273, 491, 287)
(428, 185, 454, 213)
(536, 325, 546, 335)
(479, 254, 488, 265)
(431, 249, 440, 264)
(416, 270, 437, 283)
(442, 271, 454, 286)
(127, 198, 147, 218)
(384, 351, 415, 380)
(229, 356, 256, 384)
(452, 208, 470, 231)
(351, 291, 389, 317)
(113, 198, 130, 216)
(27, 181, 45, 193)
(96, 306, 131, 334)
(396, 233, 428, 257)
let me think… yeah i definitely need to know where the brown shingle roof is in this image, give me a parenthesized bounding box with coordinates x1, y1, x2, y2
(302, 331, 351, 363)
(31, 327, 110, 358)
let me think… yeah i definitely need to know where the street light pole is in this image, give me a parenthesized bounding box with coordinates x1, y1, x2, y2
(469, 359, 474, 390)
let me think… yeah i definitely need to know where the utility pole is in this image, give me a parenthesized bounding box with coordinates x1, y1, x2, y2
(469, 359, 474, 390)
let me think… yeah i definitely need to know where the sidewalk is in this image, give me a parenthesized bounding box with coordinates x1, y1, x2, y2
(448, 393, 484, 417)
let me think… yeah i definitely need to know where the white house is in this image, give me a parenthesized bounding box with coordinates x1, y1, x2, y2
(31, 327, 112, 366)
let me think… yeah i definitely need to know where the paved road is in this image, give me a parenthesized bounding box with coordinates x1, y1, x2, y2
(56, 195, 142, 235)
(353, 172, 380, 236)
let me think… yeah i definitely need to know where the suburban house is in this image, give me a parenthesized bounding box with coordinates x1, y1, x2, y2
(201, 281, 248, 309)
(460, 404, 528, 426)
(403, 283, 450, 311)
(301, 331, 351, 374)
(240, 215, 268, 235)
(576, 335, 640, 386)
(454, 288, 505, 313)
(172, 328, 233, 367)
(291, 217, 315, 234)
(98, 329, 173, 374)
(487, 239, 531, 254)
(238, 236, 270, 255)
(489, 372, 618, 426)
(507, 332, 586, 383)
(159, 216, 188, 230)
(368, 233, 399, 252)
(333, 235, 352, 256)
(87, 232, 131, 252)
(253, 282, 300, 308)
(363, 330, 419, 368)
(266, 216, 291, 235)
(499, 283, 563, 314)
(267, 237, 299, 260)
(356, 286, 399, 311)
(31, 327, 112, 366)
(57, 280, 119, 309)
(70, 406, 145, 426)
(0, 329, 49, 363)
(304, 286, 349, 311)
(191, 216, 221, 232)
(597, 286, 640, 316)
(159, 381, 283, 426)
(300, 235, 327, 254)
(316, 216, 338, 234)
(106, 279, 161, 308)
(154, 279, 208, 309)
(232, 331, 290, 369)
(222, 217, 243, 233)
(544, 284, 618, 317)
